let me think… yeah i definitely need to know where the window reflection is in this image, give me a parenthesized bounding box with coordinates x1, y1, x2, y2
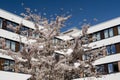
(11, 41, 15, 51)
(108, 63, 113, 73)
(6, 40, 16, 51)
(3, 59, 15, 72)
(104, 28, 114, 39)
(107, 44, 116, 55)
(104, 29, 109, 38)
(92, 32, 101, 41)
(6, 40, 11, 49)
(0, 18, 2, 28)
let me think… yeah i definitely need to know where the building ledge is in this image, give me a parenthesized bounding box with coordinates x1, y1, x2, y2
(0, 70, 31, 80)
(73, 72, 120, 80)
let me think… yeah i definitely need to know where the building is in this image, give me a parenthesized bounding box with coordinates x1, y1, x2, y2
(0, 8, 120, 80)
(57, 17, 120, 80)
(80, 17, 120, 80)
(0, 9, 41, 80)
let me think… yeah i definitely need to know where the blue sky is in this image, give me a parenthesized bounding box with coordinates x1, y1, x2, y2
(0, 0, 120, 32)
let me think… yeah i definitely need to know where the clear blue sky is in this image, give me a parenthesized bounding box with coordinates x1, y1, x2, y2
(0, 0, 120, 32)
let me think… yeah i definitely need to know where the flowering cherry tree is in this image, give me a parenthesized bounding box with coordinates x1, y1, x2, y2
(0, 8, 106, 80)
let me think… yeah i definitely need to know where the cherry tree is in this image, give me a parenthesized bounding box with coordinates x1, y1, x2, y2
(0, 8, 106, 80)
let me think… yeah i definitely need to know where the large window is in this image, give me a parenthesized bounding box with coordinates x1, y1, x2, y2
(0, 18, 2, 28)
(104, 28, 114, 38)
(107, 44, 116, 55)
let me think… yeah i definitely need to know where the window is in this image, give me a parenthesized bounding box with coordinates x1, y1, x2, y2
(6, 40, 11, 49)
(20, 26, 29, 36)
(19, 44, 24, 51)
(9, 61, 15, 71)
(92, 34, 96, 42)
(6, 39, 16, 51)
(108, 63, 113, 73)
(97, 65, 106, 74)
(11, 41, 15, 51)
(4, 60, 10, 71)
(107, 46, 111, 55)
(6, 21, 13, 32)
(92, 32, 101, 41)
(111, 45, 116, 54)
(3, 59, 14, 72)
(6, 21, 18, 32)
(109, 28, 114, 37)
(0, 18, 2, 28)
(108, 62, 119, 73)
(96, 32, 101, 40)
(107, 44, 116, 55)
(118, 26, 120, 35)
(104, 28, 114, 38)
(104, 29, 109, 38)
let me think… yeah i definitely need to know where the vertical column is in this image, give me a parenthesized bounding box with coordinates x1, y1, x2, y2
(115, 43, 120, 53)
(2, 19, 7, 29)
(113, 26, 118, 36)
(0, 58, 4, 70)
(118, 61, 120, 72)
(100, 30, 104, 39)
(15, 42, 20, 52)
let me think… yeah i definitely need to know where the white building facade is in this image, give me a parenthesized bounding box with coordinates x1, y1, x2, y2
(59, 17, 120, 80)
(81, 17, 120, 80)
(0, 9, 35, 80)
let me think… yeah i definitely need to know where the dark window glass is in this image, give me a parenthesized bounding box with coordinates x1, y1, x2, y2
(113, 62, 119, 72)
